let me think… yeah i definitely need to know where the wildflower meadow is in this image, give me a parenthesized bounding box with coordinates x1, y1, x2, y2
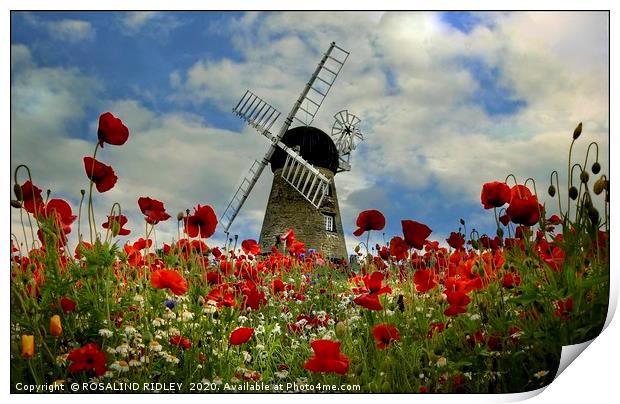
(10, 114, 609, 393)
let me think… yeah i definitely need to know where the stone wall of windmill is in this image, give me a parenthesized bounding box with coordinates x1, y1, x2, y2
(259, 166, 348, 259)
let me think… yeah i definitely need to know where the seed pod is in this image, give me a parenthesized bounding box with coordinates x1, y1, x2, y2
(569, 186, 579, 200)
(573, 122, 582, 140)
(580, 171, 590, 183)
(548, 185, 556, 197)
(13, 184, 23, 201)
(177, 212, 184, 221)
(592, 162, 601, 174)
(593, 178, 606, 195)
(11, 200, 22, 209)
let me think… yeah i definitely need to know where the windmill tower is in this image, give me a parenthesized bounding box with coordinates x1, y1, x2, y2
(220, 42, 363, 260)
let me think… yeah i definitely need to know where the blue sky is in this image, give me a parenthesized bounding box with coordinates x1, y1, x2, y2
(10, 11, 609, 254)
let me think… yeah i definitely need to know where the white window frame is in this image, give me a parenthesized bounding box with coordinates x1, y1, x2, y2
(323, 214, 334, 232)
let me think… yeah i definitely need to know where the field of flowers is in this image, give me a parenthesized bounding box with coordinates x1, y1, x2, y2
(10, 114, 609, 393)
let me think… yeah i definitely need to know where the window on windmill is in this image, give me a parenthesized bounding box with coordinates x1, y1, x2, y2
(323, 214, 335, 232)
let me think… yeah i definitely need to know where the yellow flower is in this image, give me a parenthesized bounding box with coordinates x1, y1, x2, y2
(50, 315, 63, 337)
(21, 335, 34, 359)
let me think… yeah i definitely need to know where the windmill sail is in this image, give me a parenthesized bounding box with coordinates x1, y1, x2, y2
(294, 43, 349, 126)
(221, 42, 349, 233)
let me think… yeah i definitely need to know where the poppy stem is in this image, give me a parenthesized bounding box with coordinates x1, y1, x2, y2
(567, 138, 577, 222)
(87, 144, 100, 243)
(549, 170, 562, 218)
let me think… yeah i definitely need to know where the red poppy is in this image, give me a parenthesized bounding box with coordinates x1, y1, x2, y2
(280, 228, 296, 247)
(67, 343, 107, 376)
(83, 157, 118, 192)
(289, 240, 306, 256)
(501, 272, 520, 288)
(272, 279, 286, 294)
(169, 335, 192, 349)
(444, 290, 471, 317)
(133, 238, 153, 251)
(303, 339, 349, 375)
(353, 293, 383, 310)
(150, 269, 188, 295)
(138, 197, 171, 224)
(402, 220, 432, 250)
(60, 297, 77, 314)
(19, 180, 44, 214)
(185, 205, 217, 239)
(102, 215, 131, 236)
(446, 232, 465, 250)
(241, 239, 261, 255)
(480, 181, 511, 209)
(229, 327, 254, 345)
(372, 324, 401, 349)
(74, 241, 93, 259)
(413, 269, 437, 293)
(353, 210, 385, 237)
(241, 281, 267, 311)
(547, 214, 561, 225)
(97, 112, 129, 148)
(389, 236, 409, 261)
(39, 198, 77, 235)
(506, 195, 541, 226)
(427, 322, 445, 339)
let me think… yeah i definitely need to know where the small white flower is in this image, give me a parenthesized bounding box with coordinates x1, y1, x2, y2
(469, 314, 481, 321)
(274, 370, 289, 379)
(271, 323, 282, 335)
(149, 341, 162, 352)
(98, 329, 113, 338)
(124, 326, 137, 335)
(242, 351, 252, 362)
(534, 370, 549, 379)
(237, 315, 248, 324)
(110, 360, 129, 372)
(115, 344, 130, 356)
(133, 294, 144, 304)
(213, 377, 223, 386)
(152, 318, 165, 327)
(128, 359, 141, 367)
(436, 357, 447, 367)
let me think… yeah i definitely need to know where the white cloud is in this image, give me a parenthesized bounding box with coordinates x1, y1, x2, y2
(23, 14, 95, 42)
(47, 19, 95, 42)
(119, 11, 182, 37)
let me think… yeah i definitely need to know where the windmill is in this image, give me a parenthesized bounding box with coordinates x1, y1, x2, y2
(220, 42, 363, 259)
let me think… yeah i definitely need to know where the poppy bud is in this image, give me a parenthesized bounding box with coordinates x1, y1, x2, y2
(11, 200, 22, 209)
(569, 186, 578, 200)
(580, 171, 589, 184)
(335, 321, 347, 338)
(14, 184, 23, 201)
(177, 212, 184, 221)
(573, 122, 582, 140)
(496, 228, 504, 239)
(547, 185, 556, 197)
(354, 245, 360, 253)
(80, 189, 86, 196)
(21, 335, 34, 359)
(592, 162, 601, 174)
(50, 315, 62, 337)
(459, 218, 465, 226)
(588, 207, 599, 225)
(593, 178, 606, 195)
